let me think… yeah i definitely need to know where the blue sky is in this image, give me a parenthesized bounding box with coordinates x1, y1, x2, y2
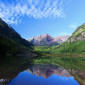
(0, 0, 85, 39)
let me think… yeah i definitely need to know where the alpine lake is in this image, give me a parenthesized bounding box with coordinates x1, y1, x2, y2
(0, 56, 85, 85)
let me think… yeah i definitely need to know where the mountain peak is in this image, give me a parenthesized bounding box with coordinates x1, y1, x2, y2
(28, 34, 70, 46)
(43, 34, 53, 39)
(43, 33, 50, 37)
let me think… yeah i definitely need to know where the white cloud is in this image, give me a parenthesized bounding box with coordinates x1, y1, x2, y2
(0, 0, 65, 24)
(70, 24, 77, 29)
(59, 32, 71, 36)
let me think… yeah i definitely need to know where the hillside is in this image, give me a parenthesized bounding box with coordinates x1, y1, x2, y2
(0, 18, 32, 48)
(67, 23, 85, 42)
(0, 18, 36, 62)
(51, 23, 85, 54)
(28, 34, 70, 46)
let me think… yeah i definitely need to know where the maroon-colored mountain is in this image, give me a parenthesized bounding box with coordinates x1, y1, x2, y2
(54, 35, 70, 42)
(28, 34, 70, 46)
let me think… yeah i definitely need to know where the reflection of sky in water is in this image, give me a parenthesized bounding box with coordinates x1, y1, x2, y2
(8, 71, 79, 85)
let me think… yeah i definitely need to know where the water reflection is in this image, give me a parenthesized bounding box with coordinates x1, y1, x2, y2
(8, 65, 79, 85)
(26, 65, 71, 78)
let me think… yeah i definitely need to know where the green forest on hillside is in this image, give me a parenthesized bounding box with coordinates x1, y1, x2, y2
(33, 40, 85, 55)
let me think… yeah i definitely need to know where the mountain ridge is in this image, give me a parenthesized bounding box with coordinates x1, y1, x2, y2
(67, 23, 85, 42)
(28, 34, 70, 46)
(0, 18, 36, 62)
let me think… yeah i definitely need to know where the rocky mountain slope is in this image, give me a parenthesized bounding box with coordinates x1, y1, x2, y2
(51, 23, 85, 54)
(67, 23, 85, 42)
(28, 34, 70, 46)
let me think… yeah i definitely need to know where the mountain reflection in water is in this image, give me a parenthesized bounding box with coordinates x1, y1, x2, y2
(26, 65, 71, 78)
(8, 65, 79, 85)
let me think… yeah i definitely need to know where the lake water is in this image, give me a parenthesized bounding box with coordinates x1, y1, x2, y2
(7, 65, 79, 85)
